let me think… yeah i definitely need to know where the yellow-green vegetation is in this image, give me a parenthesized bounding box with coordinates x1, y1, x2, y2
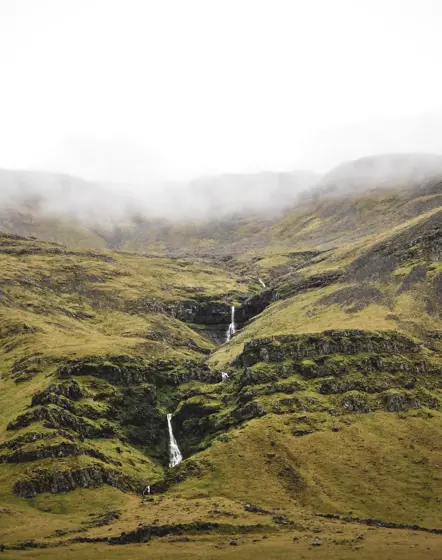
(0, 177, 442, 558)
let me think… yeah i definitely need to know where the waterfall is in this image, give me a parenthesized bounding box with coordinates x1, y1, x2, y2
(166, 413, 183, 468)
(225, 305, 236, 342)
(221, 371, 230, 382)
(258, 278, 266, 288)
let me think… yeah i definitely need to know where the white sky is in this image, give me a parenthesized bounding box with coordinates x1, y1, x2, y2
(1, 0, 442, 183)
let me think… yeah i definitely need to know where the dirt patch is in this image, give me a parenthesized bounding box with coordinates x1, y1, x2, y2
(318, 285, 384, 312)
(426, 271, 442, 317)
(398, 264, 428, 293)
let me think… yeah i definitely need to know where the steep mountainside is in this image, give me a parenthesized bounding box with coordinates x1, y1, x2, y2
(0, 162, 442, 558)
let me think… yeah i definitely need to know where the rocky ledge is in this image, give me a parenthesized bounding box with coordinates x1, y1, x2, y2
(57, 356, 220, 386)
(13, 465, 146, 498)
(237, 330, 422, 367)
(1, 441, 121, 466)
(108, 521, 267, 544)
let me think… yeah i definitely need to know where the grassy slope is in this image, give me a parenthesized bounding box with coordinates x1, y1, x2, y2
(0, 234, 247, 373)
(0, 179, 442, 557)
(0, 233, 251, 546)
(211, 204, 442, 366)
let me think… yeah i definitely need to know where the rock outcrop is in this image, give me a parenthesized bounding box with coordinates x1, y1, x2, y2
(13, 465, 146, 497)
(237, 330, 421, 367)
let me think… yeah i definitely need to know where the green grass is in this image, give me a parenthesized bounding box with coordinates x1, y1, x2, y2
(0, 179, 441, 556)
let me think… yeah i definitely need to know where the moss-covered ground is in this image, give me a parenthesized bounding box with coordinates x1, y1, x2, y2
(1, 178, 442, 557)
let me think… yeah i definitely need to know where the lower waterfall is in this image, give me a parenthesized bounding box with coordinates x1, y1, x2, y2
(225, 305, 236, 342)
(166, 413, 183, 468)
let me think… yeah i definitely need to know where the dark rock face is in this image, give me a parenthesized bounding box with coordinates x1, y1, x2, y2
(337, 390, 438, 414)
(87, 510, 121, 528)
(301, 354, 429, 381)
(0, 430, 75, 451)
(244, 503, 271, 514)
(167, 363, 220, 385)
(231, 401, 266, 422)
(2, 442, 121, 466)
(174, 400, 221, 456)
(13, 466, 146, 498)
(319, 375, 413, 395)
(427, 271, 442, 317)
(2, 442, 84, 463)
(348, 209, 442, 281)
(318, 285, 384, 312)
(398, 264, 428, 293)
(382, 393, 410, 412)
(237, 376, 305, 403)
(7, 406, 117, 438)
(108, 387, 168, 461)
(381, 391, 438, 412)
(110, 521, 203, 543)
(237, 366, 285, 388)
(238, 330, 421, 368)
(167, 299, 232, 325)
(31, 381, 85, 406)
(277, 271, 343, 300)
(58, 357, 219, 386)
(127, 296, 249, 345)
(58, 359, 153, 385)
(108, 521, 263, 544)
(316, 513, 442, 534)
(235, 289, 276, 324)
(340, 394, 370, 413)
(166, 298, 234, 344)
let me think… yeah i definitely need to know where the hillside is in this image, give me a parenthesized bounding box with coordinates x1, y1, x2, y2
(0, 161, 441, 558)
(2, 153, 442, 256)
(0, 168, 318, 253)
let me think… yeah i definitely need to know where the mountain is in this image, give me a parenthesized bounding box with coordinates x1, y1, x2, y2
(1, 153, 442, 255)
(0, 168, 319, 250)
(319, 152, 442, 192)
(0, 156, 441, 558)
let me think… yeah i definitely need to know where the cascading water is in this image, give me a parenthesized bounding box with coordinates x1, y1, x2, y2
(225, 305, 236, 342)
(258, 278, 266, 288)
(166, 413, 183, 468)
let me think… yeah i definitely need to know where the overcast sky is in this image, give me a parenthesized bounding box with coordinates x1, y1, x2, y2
(1, 0, 442, 183)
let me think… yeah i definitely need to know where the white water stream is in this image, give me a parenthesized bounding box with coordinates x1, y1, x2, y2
(166, 413, 183, 468)
(225, 305, 236, 342)
(258, 278, 266, 288)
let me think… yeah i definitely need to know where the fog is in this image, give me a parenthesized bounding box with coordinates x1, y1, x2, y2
(2, 152, 442, 227)
(0, 168, 320, 222)
(1, 1, 442, 222)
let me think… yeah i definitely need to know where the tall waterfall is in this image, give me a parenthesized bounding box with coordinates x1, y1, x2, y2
(258, 278, 266, 288)
(166, 413, 183, 468)
(225, 305, 236, 342)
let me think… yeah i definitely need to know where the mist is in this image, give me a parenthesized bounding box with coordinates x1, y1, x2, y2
(1, 1, 442, 227)
(2, 1, 442, 182)
(0, 168, 320, 224)
(1, 152, 442, 233)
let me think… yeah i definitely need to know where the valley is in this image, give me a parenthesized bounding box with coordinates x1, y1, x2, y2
(0, 157, 441, 558)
